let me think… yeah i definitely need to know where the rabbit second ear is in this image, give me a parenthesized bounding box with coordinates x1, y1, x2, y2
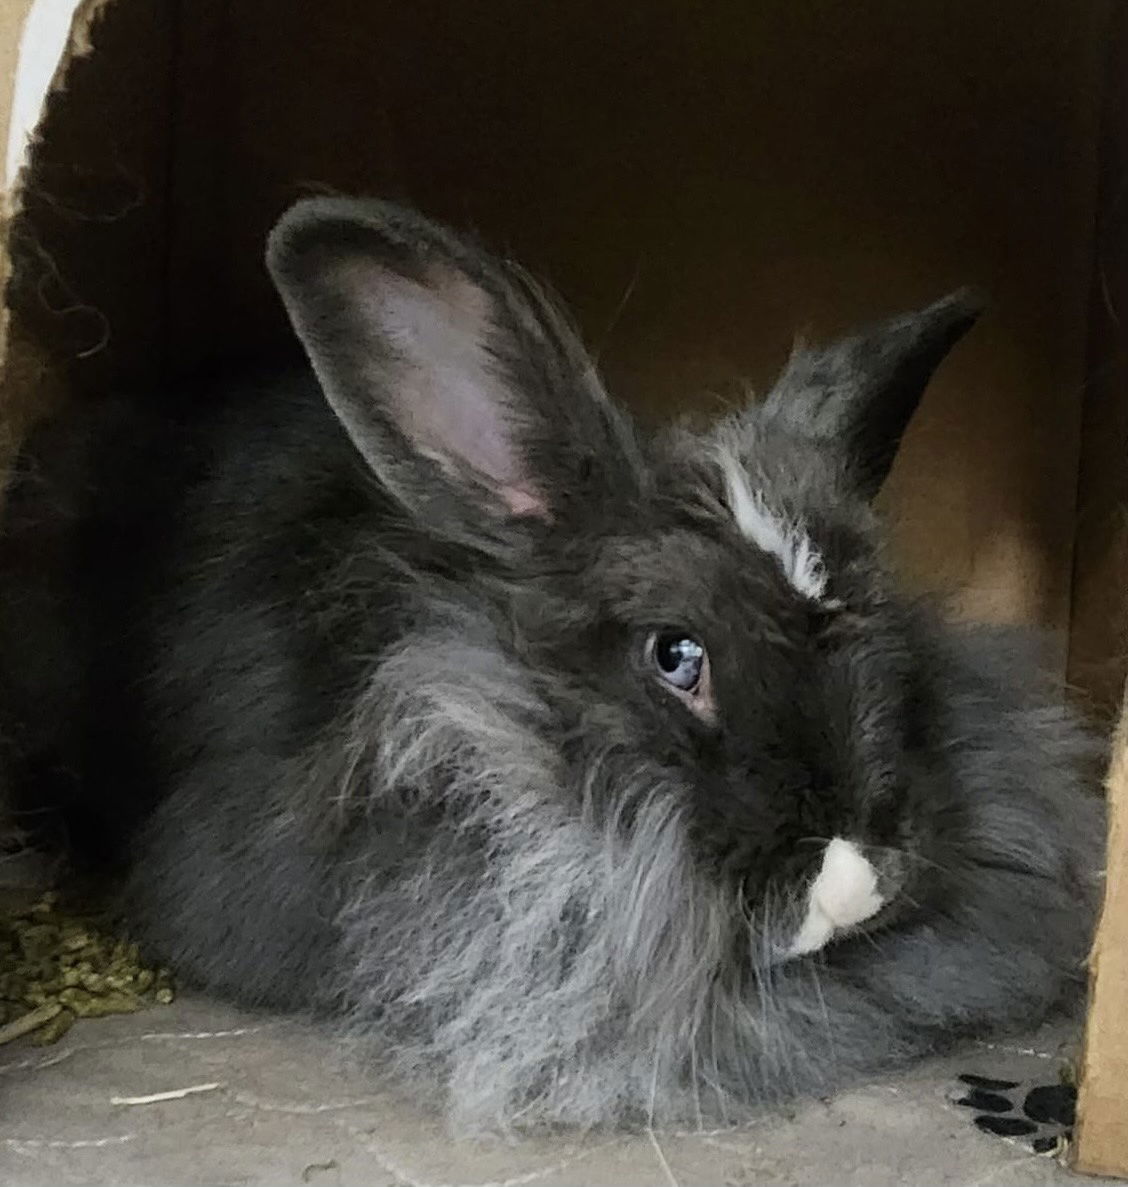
(266, 197, 642, 531)
(761, 289, 984, 498)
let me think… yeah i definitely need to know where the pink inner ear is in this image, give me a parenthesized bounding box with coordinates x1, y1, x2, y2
(500, 486, 549, 518)
(359, 266, 548, 519)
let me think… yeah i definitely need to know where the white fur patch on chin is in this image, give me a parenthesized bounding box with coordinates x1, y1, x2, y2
(716, 449, 827, 601)
(785, 838, 884, 958)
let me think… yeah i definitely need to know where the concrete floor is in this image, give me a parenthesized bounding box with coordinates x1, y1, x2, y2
(0, 994, 1117, 1187)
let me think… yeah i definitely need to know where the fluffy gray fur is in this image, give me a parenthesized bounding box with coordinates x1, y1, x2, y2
(0, 197, 1104, 1134)
(327, 615, 1101, 1130)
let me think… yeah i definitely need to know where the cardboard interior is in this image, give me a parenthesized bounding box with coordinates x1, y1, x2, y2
(0, 0, 1125, 1174)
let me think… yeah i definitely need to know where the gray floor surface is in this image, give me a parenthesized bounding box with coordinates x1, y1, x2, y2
(0, 994, 1116, 1187)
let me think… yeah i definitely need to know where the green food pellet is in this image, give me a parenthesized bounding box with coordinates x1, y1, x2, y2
(85, 992, 142, 1017)
(0, 895, 173, 1038)
(60, 930, 91, 953)
(27, 1008, 75, 1046)
(18, 927, 56, 961)
(58, 988, 92, 1013)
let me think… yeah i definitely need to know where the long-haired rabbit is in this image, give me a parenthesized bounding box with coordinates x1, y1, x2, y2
(0, 197, 1103, 1131)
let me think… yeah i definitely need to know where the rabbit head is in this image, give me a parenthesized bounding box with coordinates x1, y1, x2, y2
(267, 197, 984, 970)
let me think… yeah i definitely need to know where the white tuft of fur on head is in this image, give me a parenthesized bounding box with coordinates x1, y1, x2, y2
(716, 447, 827, 602)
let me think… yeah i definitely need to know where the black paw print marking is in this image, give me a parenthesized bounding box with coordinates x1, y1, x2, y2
(953, 1073, 1075, 1154)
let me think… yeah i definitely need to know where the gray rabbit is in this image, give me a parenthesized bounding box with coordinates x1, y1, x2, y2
(0, 197, 1104, 1131)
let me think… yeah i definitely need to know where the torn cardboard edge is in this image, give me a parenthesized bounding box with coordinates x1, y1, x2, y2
(0, 0, 110, 373)
(1073, 682, 1128, 1179)
(0, 0, 110, 490)
(3, 0, 110, 195)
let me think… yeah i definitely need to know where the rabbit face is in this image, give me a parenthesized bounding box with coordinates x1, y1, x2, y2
(506, 416, 944, 963)
(266, 196, 982, 967)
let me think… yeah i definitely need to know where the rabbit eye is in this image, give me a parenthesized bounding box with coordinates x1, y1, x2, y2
(649, 631, 706, 692)
(645, 631, 716, 723)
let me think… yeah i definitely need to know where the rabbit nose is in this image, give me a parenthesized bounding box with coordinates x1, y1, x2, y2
(784, 837, 885, 958)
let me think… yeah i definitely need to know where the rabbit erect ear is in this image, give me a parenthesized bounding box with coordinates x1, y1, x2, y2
(760, 290, 984, 499)
(266, 197, 641, 529)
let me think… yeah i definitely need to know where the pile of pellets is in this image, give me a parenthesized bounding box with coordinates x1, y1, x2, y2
(0, 892, 174, 1046)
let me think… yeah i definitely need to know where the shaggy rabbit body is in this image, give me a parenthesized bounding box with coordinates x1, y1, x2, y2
(0, 198, 1102, 1130)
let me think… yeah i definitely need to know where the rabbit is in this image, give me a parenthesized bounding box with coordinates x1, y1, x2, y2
(0, 196, 1104, 1133)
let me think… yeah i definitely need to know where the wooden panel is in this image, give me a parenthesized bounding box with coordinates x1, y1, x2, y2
(1072, 14, 1128, 1173)
(1074, 683, 1128, 1177)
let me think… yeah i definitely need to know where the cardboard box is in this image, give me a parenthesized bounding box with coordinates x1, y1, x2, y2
(0, 0, 1124, 1173)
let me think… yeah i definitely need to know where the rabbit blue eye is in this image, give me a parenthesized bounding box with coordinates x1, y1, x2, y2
(650, 631, 706, 692)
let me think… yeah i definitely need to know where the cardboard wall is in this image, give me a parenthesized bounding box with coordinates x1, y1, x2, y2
(7, 0, 172, 389)
(4, 0, 1117, 682)
(223, 1, 1112, 658)
(1068, 1, 1128, 722)
(0, 0, 171, 482)
(0, 0, 59, 477)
